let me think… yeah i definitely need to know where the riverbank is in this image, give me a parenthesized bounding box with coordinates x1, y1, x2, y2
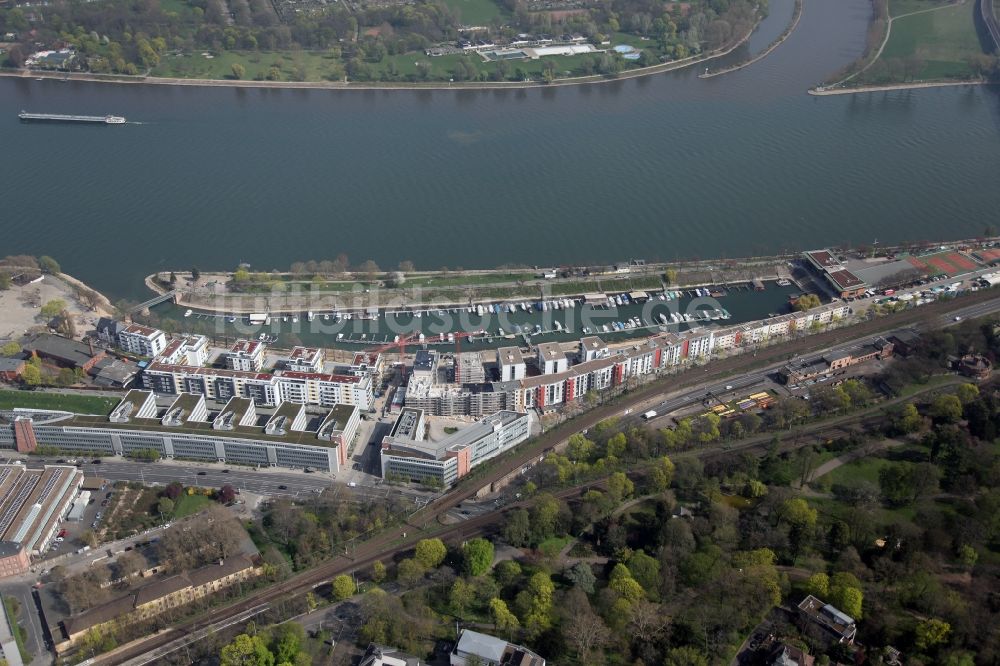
(700, 0, 804, 78)
(0, 18, 763, 92)
(809, 79, 990, 94)
(139, 233, 999, 316)
(0, 272, 114, 343)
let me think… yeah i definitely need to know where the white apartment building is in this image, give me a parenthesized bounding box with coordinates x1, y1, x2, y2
(536, 342, 569, 375)
(224, 340, 265, 372)
(497, 347, 526, 381)
(118, 324, 167, 357)
(156, 335, 209, 366)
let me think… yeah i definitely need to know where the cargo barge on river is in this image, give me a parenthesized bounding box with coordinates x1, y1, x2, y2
(18, 111, 126, 124)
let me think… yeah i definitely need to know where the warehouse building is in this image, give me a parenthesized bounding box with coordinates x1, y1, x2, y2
(0, 464, 83, 578)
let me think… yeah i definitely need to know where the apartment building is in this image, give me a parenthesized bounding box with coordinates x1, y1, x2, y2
(118, 324, 168, 357)
(223, 340, 265, 372)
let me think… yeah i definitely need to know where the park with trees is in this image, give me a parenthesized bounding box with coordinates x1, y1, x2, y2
(0, 0, 761, 83)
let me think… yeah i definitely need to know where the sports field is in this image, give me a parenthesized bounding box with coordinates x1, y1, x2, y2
(907, 250, 979, 275)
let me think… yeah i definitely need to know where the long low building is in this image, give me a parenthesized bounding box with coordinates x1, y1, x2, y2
(0, 463, 83, 578)
(0, 391, 361, 473)
(381, 409, 530, 486)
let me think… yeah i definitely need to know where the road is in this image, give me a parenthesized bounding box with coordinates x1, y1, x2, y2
(14, 458, 436, 506)
(84, 290, 1000, 665)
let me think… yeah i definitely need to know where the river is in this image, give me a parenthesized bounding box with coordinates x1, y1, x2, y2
(2, 0, 999, 302)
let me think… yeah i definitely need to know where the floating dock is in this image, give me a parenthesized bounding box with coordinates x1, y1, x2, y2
(18, 112, 126, 124)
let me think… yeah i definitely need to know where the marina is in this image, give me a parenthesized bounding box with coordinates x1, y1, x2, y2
(152, 280, 800, 351)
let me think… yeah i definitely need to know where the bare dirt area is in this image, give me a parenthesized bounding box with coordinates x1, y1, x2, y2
(0, 274, 113, 343)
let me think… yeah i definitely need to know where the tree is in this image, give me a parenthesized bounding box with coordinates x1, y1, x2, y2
(648, 455, 676, 492)
(191, 267, 201, 281)
(522, 572, 555, 637)
(231, 62, 246, 79)
(828, 572, 863, 619)
(503, 508, 530, 547)
(1, 342, 21, 357)
(955, 383, 979, 405)
(664, 646, 709, 666)
(20, 364, 41, 386)
(564, 561, 596, 593)
(331, 574, 355, 600)
(270, 623, 305, 665)
(398, 260, 415, 272)
(958, 544, 978, 568)
(494, 560, 521, 586)
(915, 618, 951, 651)
(489, 597, 519, 636)
(607, 471, 635, 503)
(804, 572, 829, 598)
(397, 558, 425, 586)
(358, 260, 380, 281)
(40, 299, 67, 319)
(795, 293, 821, 311)
(112, 550, 146, 583)
(372, 560, 386, 584)
(450, 579, 475, 616)
(627, 550, 660, 594)
(156, 497, 174, 517)
(220, 633, 274, 666)
(463, 538, 494, 576)
(38, 255, 61, 275)
(562, 589, 610, 660)
(895, 403, 924, 434)
(414, 538, 447, 568)
(930, 394, 962, 423)
(218, 484, 237, 504)
(609, 563, 645, 602)
(780, 498, 818, 528)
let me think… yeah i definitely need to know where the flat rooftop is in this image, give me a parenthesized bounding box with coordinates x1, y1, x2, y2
(805, 249, 840, 269)
(317, 404, 358, 438)
(390, 408, 423, 440)
(827, 269, 865, 290)
(497, 346, 524, 366)
(536, 342, 566, 363)
(384, 410, 525, 461)
(413, 350, 436, 373)
(288, 346, 320, 361)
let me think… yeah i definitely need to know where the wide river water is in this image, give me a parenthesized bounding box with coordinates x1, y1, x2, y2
(3, 0, 1000, 301)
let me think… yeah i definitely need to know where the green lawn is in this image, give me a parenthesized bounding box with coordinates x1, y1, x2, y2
(825, 455, 900, 487)
(439, 0, 503, 25)
(173, 493, 213, 518)
(879, 0, 984, 79)
(537, 535, 571, 558)
(0, 390, 119, 414)
(889, 0, 953, 18)
(406, 272, 537, 288)
(153, 50, 347, 82)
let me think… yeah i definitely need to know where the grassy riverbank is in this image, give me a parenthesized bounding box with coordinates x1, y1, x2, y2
(880, 0, 983, 79)
(823, 0, 991, 89)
